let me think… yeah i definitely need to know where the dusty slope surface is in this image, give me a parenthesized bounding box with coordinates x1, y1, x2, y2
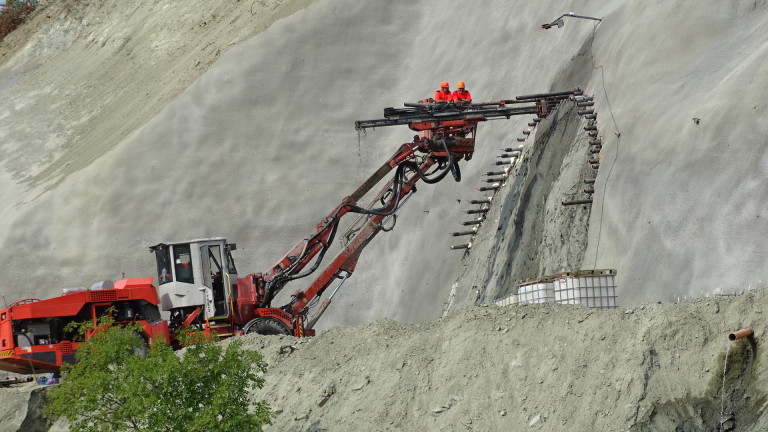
(6, 289, 767, 431)
(243, 289, 768, 431)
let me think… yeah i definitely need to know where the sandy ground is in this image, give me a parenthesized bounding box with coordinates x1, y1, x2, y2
(6, 290, 767, 431)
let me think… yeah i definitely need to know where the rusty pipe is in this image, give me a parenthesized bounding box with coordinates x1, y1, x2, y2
(729, 328, 753, 341)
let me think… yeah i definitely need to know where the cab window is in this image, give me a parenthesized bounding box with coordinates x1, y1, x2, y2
(174, 244, 194, 284)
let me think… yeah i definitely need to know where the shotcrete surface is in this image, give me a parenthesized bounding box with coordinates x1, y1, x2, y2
(1, 0, 768, 430)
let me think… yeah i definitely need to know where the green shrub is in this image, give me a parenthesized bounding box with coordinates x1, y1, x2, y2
(47, 314, 272, 432)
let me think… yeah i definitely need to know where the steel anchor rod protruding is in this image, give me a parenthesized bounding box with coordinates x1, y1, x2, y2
(729, 328, 753, 341)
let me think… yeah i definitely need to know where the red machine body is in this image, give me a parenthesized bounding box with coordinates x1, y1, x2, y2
(0, 278, 169, 374)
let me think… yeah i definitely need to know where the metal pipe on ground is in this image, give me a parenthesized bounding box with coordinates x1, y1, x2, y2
(584, 178, 596, 184)
(729, 328, 753, 341)
(466, 208, 489, 214)
(470, 198, 492, 204)
(485, 171, 507, 176)
(484, 177, 506, 183)
(578, 109, 594, 115)
(503, 147, 524, 152)
(584, 188, 594, 194)
(451, 230, 477, 236)
(462, 220, 483, 226)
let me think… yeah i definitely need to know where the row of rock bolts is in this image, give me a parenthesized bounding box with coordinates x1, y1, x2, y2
(449, 94, 600, 251)
(448, 115, 543, 251)
(562, 93, 600, 207)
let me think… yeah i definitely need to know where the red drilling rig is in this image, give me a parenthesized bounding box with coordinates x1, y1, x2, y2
(0, 89, 580, 373)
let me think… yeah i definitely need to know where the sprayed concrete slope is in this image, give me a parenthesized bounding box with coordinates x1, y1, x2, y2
(1, 0, 767, 326)
(1, 1, 768, 429)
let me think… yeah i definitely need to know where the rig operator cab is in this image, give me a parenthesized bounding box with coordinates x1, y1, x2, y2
(150, 238, 239, 334)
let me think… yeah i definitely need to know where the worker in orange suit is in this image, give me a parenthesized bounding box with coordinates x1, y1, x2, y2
(433, 81, 453, 103)
(452, 81, 472, 104)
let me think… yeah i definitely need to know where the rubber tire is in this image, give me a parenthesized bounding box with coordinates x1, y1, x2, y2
(244, 317, 291, 336)
(131, 332, 148, 357)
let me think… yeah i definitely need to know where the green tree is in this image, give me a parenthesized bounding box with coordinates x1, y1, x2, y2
(47, 315, 271, 432)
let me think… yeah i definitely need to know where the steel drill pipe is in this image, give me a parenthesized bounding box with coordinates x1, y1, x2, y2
(584, 178, 596, 184)
(478, 185, 501, 191)
(470, 198, 492, 204)
(485, 171, 506, 176)
(577, 102, 595, 107)
(584, 125, 597, 131)
(584, 188, 595, 194)
(590, 148, 601, 154)
(589, 139, 602, 145)
(451, 230, 476, 237)
(462, 220, 483, 226)
(495, 160, 513, 166)
(578, 109, 594, 115)
(729, 328, 753, 341)
(528, 122, 536, 127)
(498, 154, 518, 159)
(588, 131, 598, 137)
(517, 137, 526, 142)
(562, 199, 593, 206)
(591, 164, 600, 169)
(571, 95, 593, 102)
(466, 208, 489, 214)
(585, 113, 597, 120)
(451, 243, 472, 250)
(503, 147, 524, 152)
(484, 177, 506, 183)
(589, 158, 600, 164)
(522, 130, 531, 135)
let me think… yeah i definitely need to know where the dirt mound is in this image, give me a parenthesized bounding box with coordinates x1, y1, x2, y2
(239, 289, 768, 431)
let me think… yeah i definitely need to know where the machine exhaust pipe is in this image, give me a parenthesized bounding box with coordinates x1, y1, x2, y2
(729, 328, 753, 341)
